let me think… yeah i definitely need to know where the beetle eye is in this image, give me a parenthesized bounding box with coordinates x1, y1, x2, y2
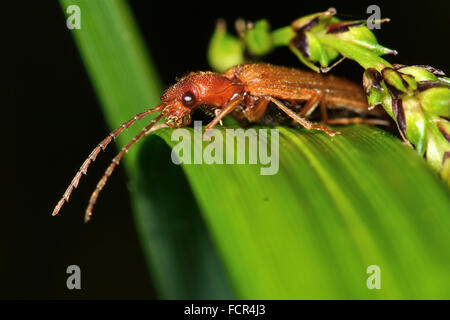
(181, 91, 196, 107)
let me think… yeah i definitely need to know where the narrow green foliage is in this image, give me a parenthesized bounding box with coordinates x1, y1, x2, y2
(142, 125, 450, 299)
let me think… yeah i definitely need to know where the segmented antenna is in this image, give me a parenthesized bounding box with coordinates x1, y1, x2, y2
(84, 112, 165, 222)
(52, 104, 165, 218)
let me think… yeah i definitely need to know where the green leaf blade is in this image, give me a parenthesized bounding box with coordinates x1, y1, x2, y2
(141, 125, 450, 299)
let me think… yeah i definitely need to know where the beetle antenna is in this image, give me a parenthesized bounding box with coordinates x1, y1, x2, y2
(84, 112, 165, 222)
(52, 104, 165, 217)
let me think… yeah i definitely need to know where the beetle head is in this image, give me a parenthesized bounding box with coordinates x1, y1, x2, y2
(160, 71, 243, 127)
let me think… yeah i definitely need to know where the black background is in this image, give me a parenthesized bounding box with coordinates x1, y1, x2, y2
(5, 0, 449, 299)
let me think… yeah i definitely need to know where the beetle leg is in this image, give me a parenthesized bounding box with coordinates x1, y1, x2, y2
(229, 107, 251, 127)
(205, 98, 243, 130)
(298, 91, 323, 117)
(243, 96, 270, 121)
(319, 103, 390, 126)
(214, 109, 224, 126)
(267, 96, 340, 136)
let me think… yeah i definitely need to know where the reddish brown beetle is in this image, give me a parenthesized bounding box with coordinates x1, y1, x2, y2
(52, 63, 387, 221)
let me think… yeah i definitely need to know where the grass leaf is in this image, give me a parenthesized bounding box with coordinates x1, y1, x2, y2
(142, 125, 450, 299)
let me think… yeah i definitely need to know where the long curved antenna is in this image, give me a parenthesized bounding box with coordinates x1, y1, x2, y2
(84, 112, 165, 222)
(52, 104, 165, 217)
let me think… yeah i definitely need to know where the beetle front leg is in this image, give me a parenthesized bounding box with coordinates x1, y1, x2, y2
(205, 98, 243, 130)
